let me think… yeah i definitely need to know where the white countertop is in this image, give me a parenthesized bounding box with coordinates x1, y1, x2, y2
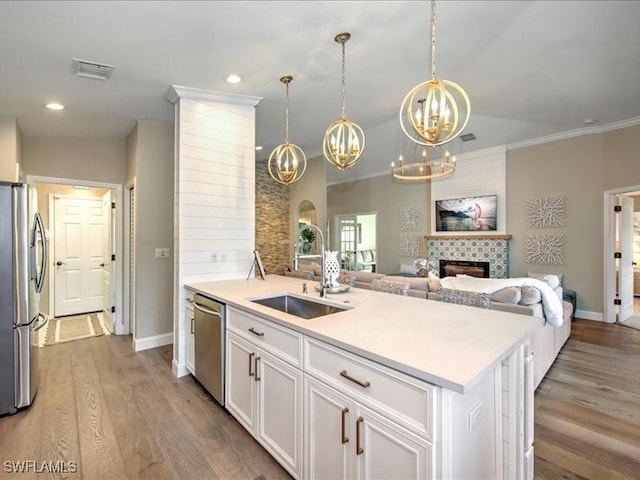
(186, 275, 543, 394)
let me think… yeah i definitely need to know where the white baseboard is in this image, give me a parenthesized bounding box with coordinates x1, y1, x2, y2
(575, 310, 603, 321)
(133, 332, 173, 352)
(172, 358, 190, 378)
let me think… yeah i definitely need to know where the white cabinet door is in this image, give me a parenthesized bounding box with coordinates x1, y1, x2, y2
(304, 376, 352, 480)
(354, 403, 431, 480)
(226, 332, 257, 433)
(256, 349, 303, 479)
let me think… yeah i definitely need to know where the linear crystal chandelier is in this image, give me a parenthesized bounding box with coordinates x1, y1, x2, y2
(268, 75, 307, 185)
(322, 32, 365, 171)
(391, 142, 456, 181)
(399, 0, 470, 147)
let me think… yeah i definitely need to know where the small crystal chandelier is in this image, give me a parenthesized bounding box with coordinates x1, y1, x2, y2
(268, 76, 307, 185)
(399, 0, 470, 147)
(322, 32, 365, 171)
(391, 141, 456, 181)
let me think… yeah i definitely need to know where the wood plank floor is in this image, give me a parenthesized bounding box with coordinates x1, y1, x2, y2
(0, 334, 290, 480)
(1, 319, 639, 479)
(534, 319, 640, 479)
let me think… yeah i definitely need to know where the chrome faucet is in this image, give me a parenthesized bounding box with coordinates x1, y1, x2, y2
(294, 224, 327, 297)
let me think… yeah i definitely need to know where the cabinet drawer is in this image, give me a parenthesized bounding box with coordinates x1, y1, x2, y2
(304, 338, 435, 440)
(228, 306, 302, 367)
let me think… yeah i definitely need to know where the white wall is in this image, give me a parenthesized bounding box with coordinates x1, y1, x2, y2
(169, 87, 261, 376)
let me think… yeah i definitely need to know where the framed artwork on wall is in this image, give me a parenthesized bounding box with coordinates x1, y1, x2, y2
(435, 194, 498, 232)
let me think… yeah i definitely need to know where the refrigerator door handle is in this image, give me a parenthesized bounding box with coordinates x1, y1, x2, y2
(32, 213, 47, 293)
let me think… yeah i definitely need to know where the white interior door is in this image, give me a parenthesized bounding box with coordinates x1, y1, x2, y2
(102, 191, 114, 332)
(54, 196, 104, 317)
(336, 215, 357, 270)
(618, 195, 634, 322)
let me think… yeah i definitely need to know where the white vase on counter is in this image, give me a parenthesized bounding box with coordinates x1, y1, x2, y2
(324, 250, 341, 287)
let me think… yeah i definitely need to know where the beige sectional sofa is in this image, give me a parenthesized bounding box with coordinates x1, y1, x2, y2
(283, 267, 572, 389)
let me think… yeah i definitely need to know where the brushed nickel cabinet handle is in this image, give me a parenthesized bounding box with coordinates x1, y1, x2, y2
(356, 416, 364, 455)
(249, 352, 255, 377)
(340, 370, 371, 388)
(190, 318, 195, 334)
(341, 407, 349, 444)
(249, 327, 264, 337)
(255, 357, 261, 382)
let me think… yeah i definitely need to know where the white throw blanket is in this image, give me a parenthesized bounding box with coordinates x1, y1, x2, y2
(440, 275, 564, 326)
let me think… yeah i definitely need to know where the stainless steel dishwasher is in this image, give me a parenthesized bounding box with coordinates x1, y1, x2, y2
(193, 294, 226, 405)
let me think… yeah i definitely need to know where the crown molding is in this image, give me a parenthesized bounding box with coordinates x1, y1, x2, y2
(164, 85, 262, 107)
(507, 116, 640, 151)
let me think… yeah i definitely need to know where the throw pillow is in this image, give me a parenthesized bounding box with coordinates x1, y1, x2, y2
(436, 288, 491, 309)
(519, 286, 542, 305)
(361, 250, 373, 262)
(527, 271, 563, 289)
(371, 278, 410, 296)
(490, 287, 522, 305)
(399, 263, 418, 276)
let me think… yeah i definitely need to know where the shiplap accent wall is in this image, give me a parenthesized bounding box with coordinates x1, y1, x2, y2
(430, 145, 507, 235)
(166, 86, 262, 377)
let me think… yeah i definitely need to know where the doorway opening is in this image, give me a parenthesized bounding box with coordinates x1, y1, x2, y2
(27, 175, 124, 334)
(335, 212, 377, 272)
(604, 185, 640, 326)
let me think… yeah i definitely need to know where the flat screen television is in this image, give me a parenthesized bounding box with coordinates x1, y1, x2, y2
(435, 194, 497, 232)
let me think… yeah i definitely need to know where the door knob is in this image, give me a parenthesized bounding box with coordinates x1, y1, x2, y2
(55, 261, 65, 266)
(100, 263, 105, 267)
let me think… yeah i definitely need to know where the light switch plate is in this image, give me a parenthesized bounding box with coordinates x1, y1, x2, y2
(155, 248, 170, 259)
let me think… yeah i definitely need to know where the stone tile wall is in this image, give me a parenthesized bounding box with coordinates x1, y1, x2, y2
(255, 159, 290, 275)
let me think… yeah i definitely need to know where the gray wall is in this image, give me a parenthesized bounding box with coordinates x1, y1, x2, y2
(290, 155, 327, 257)
(327, 174, 429, 274)
(126, 120, 174, 340)
(22, 136, 126, 184)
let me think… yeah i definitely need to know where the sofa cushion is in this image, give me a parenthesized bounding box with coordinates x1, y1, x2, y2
(490, 286, 522, 305)
(350, 271, 385, 283)
(436, 288, 491, 309)
(427, 273, 442, 292)
(519, 286, 542, 305)
(384, 275, 429, 292)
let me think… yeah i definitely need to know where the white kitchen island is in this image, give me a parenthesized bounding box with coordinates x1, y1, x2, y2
(185, 275, 542, 480)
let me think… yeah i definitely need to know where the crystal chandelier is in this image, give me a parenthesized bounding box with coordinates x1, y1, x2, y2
(391, 141, 456, 181)
(268, 76, 307, 185)
(399, 0, 470, 147)
(322, 32, 365, 171)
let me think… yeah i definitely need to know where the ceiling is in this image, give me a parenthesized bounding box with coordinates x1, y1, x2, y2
(1, 1, 639, 182)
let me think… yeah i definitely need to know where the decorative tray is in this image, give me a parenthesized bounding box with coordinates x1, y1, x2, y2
(315, 284, 351, 294)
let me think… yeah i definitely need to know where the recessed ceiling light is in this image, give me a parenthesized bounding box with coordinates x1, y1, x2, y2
(226, 74, 242, 84)
(45, 102, 65, 111)
(583, 118, 597, 125)
(255, 146, 263, 151)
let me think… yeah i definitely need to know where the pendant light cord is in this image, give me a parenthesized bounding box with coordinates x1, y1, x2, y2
(341, 39, 346, 119)
(431, 0, 437, 80)
(285, 81, 290, 143)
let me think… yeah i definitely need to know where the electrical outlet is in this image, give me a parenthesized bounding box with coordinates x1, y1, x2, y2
(210, 252, 218, 262)
(218, 250, 227, 262)
(469, 403, 482, 432)
(155, 248, 170, 259)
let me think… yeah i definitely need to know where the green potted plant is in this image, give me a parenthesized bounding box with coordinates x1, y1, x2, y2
(300, 227, 315, 254)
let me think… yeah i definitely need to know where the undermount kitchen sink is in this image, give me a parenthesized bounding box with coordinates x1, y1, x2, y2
(251, 294, 348, 319)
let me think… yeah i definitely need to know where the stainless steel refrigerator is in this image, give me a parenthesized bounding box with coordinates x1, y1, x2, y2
(0, 181, 48, 416)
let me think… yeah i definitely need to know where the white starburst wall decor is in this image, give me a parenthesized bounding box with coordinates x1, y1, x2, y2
(525, 234, 564, 265)
(399, 235, 420, 257)
(399, 207, 422, 232)
(526, 196, 566, 228)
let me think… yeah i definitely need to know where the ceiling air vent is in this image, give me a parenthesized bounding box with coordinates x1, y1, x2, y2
(71, 58, 115, 80)
(460, 133, 476, 142)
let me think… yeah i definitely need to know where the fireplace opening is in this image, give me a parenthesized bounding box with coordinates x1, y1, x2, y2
(440, 260, 490, 279)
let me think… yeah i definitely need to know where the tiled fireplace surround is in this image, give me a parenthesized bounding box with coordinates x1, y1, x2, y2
(426, 236, 511, 279)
